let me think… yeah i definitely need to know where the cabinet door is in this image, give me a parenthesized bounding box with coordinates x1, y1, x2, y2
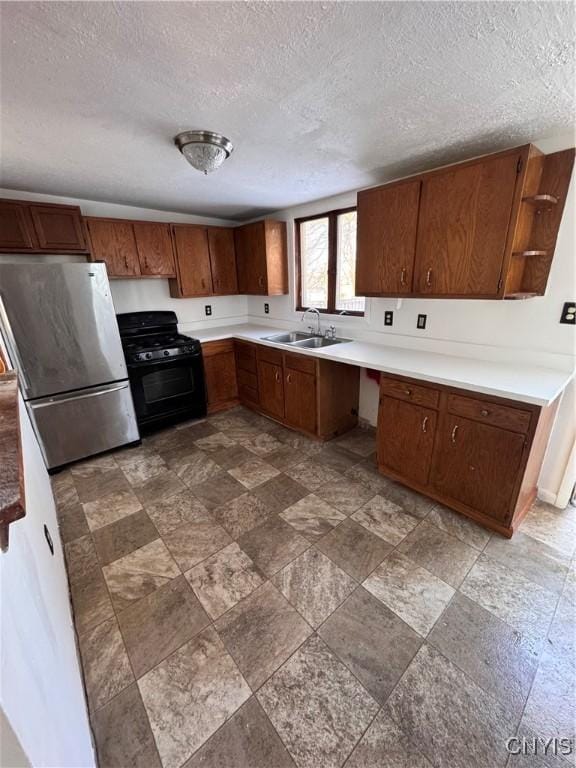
(202, 342, 238, 413)
(377, 396, 437, 486)
(431, 415, 525, 522)
(235, 222, 267, 294)
(0, 201, 38, 250)
(356, 180, 420, 295)
(172, 225, 213, 296)
(29, 205, 87, 251)
(208, 228, 238, 295)
(86, 219, 140, 277)
(414, 151, 521, 296)
(284, 368, 317, 434)
(133, 222, 175, 277)
(257, 360, 284, 420)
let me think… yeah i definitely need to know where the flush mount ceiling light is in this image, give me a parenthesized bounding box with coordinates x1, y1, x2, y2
(174, 130, 233, 175)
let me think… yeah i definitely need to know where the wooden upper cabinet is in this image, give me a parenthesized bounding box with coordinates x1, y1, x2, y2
(356, 180, 421, 295)
(235, 220, 288, 295)
(86, 218, 140, 277)
(29, 204, 87, 252)
(132, 222, 175, 277)
(355, 143, 574, 300)
(170, 225, 213, 296)
(430, 414, 526, 523)
(0, 201, 38, 250)
(0, 199, 88, 253)
(414, 150, 522, 296)
(208, 227, 238, 295)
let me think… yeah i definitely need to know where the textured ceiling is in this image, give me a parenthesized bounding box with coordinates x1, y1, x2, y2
(1, 1, 574, 220)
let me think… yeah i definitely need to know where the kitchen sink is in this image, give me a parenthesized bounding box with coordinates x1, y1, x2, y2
(291, 336, 351, 348)
(263, 332, 316, 344)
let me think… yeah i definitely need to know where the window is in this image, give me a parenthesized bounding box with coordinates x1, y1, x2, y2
(296, 207, 365, 316)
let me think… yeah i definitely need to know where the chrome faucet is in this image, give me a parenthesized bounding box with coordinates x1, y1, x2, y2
(301, 307, 321, 336)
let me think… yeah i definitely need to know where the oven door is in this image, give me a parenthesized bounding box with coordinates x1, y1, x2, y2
(128, 354, 207, 429)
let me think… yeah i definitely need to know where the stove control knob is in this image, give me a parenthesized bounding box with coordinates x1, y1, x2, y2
(145, 352, 152, 360)
(134, 353, 142, 361)
(163, 350, 170, 357)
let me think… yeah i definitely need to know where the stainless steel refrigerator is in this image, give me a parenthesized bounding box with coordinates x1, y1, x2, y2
(0, 262, 139, 470)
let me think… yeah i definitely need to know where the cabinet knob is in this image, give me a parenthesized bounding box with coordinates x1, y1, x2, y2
(421, 416, 429, 433)
(400, 268, 407, 286)
(258, 276, 264, 287)
(275, 371, 280, 383)
(426, 269, 432, 287)
(480, 409, 489, 417)
(404, 389, 412, 396)
(286, 374, 292, 384)
(451, 424, 459, 444)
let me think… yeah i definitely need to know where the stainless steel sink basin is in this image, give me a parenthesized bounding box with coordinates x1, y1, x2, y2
(291, 336, 351, 348)
(263, 332, 316, 344)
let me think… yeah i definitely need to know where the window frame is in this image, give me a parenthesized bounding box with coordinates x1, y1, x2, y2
(295, 206, 364, 317)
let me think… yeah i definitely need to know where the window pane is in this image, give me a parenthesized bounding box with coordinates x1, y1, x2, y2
(300, 217, 329, 309)
(336, 211, 364, 313)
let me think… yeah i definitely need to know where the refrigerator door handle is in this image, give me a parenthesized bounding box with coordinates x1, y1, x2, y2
(0, 291, 31, 397)
(29, 383, 130, 408)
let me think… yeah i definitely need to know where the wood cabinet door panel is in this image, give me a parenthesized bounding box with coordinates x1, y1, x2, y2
(133, 222, 175, 277)
(284, 368, 317, 434)
(172, 225, 213, 296)
(203, 349, 238, 412)
(29, 205, 87, 251)
(258, 360, 285, 420)
(87, 219, 140, 276)
(431, 415, 525, 522)
(208, 227, 238, 295)
(414, 152, 521, 296)
(356, 180, 420, 295)
(235, 223, 267, 294)
(377, 396, 437, 486)
(0, 202, 38, 250)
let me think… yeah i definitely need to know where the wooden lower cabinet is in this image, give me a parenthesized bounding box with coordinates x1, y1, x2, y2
(231, 340, 359, 440)
(377, 373, 558, 536)
(431, 415, 525, 522)
(201, 340, 238, 414)
(258, 359, 285, 421)
(284, 368, 316, 434)
(378, 397, 437, 486)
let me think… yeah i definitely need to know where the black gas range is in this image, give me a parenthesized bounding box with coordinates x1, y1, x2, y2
(117, 311, 207, 432)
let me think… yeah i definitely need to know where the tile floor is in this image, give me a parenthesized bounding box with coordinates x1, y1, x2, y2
(51, 407, 576, 768)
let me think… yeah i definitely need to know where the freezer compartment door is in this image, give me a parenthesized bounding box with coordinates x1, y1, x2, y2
(0, 262, 127, 399)
(27, 380, 139, 469)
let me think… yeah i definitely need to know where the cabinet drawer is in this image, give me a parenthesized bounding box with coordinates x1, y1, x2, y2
(284, 352, 316, 375)
(237, 368, 258, 392)
(235, 341, 257, 373)
(380, 376, 439, 409)
(202, 339, 234, 357)
(447, 394, 531, 434)
(257, 345, 283, 366)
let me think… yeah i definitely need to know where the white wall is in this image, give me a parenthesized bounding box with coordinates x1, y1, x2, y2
(0, 398, 95, 768)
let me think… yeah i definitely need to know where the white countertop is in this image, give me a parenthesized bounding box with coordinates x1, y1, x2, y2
(194, 323, 573, 406)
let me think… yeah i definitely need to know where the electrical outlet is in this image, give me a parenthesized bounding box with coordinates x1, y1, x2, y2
(560, 302, 576, 325)
(417, 314, 427, 330)
(384, 311, 393, 326)
(205, 305, 212, 316)
(264, 303, 270, 314)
